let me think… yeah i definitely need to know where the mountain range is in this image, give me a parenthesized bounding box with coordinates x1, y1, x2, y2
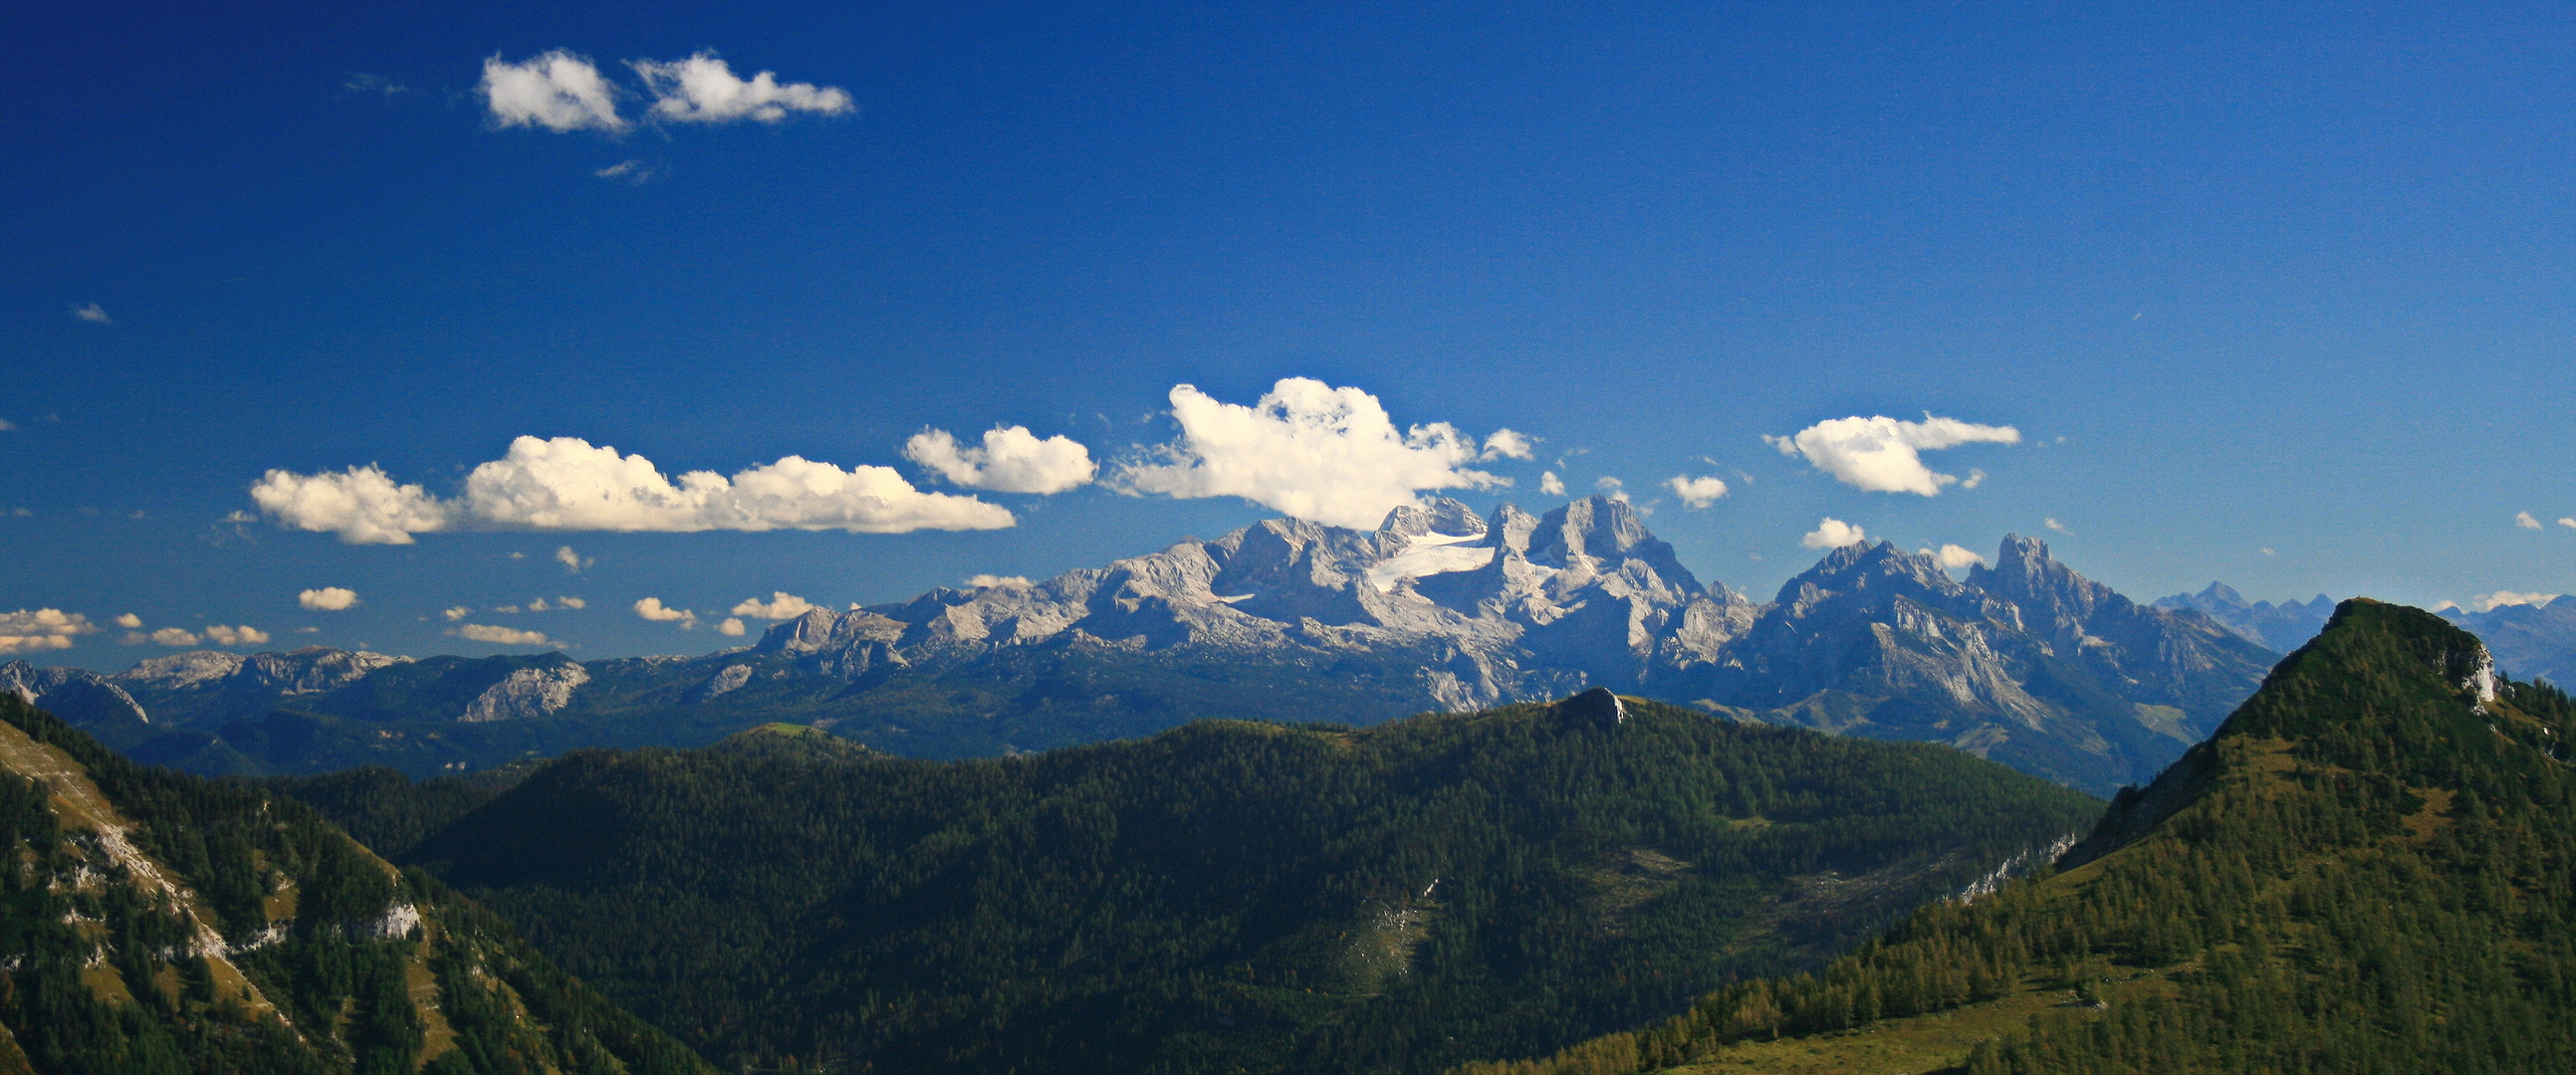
(12, 495, 2505, 795)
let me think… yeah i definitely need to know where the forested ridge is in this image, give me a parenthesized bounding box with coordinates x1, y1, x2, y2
(289, 696, 2099, 1074)
(1452, 599, 2576, 1074)
(0, 694, 711, 1075)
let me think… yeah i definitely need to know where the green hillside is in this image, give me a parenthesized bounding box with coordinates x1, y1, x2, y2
(292, 696, 2099, 1074)
(1454, 600, 2576, 1074)
(0, 694, 712, 1075)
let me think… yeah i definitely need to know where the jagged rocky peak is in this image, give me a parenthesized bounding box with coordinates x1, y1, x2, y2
(1378, 496, 1488, 539)
(1969, 534, 2118, 618)
(117, 646, 409, 694)
(1, 661, 151, 726)
(459, 658, 590, 723)
(1772, 540, 1976, 614)
(118, 649, 248, 690)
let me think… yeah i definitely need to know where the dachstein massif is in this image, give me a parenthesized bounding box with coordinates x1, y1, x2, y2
(8, 495, 2299, 794)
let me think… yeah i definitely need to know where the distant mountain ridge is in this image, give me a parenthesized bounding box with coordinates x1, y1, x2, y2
(2151, 581, 2337, 652)
(19, 496, 2281, 793)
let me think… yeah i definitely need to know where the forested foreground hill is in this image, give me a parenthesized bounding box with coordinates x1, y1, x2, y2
(288, 695, 2100, 1075)
(0, 695, 711, 1075)
(1456, 600, 2576, 1075)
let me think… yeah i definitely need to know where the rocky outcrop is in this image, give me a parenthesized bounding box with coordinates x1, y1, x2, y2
(118, 646, 409, 697)
(459, 662, 590, 723)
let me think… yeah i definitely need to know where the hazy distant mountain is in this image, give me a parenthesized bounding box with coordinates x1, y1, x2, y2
(2152, 581, 2338, 652)
(27, 496, 2277, 793)
(2441, 595, 2576, 685)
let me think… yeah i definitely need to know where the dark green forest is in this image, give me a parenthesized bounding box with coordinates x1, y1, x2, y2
(1455, 600, 2576, 1074)
(0, 694, 711, 1075)
(287, 697, 2099, 1075)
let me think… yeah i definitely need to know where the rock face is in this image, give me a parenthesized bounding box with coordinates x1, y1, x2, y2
(2439, 595, 2576, 686)
(2153, 583, 2338, 653)
(460, 662, 591, 723)
(0, 661, 150, 728)
(117, 646, 409, 698)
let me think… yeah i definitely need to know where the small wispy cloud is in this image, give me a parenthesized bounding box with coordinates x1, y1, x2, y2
(2043, 518, 2070, 534)
(72, 304, 110, 324)
(631, 52, 854, 123)
(203, 624, 270, 647)
(1479, 429, 1535, 461)
(344, 73, 407, 96)
(1918, 544, 1986, 570)
(451, 623, 559, 647)
(2470, 590, 2561, 612)
(556, 544, 591, 572)
(1665, 475, 1728, 509)
(595, 159, 655, 184)
(2515, 511, 2543, 530)
(731, 592, 815, 620)
(1538, 472, 1565, 496)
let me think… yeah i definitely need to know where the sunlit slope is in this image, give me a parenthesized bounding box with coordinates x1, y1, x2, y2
(1455, 600, 2576, 1075)
(0, 693, 711, 1075)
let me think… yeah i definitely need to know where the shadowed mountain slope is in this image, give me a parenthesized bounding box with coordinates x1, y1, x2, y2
(283, 697, 2099, 1075)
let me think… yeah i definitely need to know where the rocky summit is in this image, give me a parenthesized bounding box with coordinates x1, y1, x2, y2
(22, 496, 2278, 793)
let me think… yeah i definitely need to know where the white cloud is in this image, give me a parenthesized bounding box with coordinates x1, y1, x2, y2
(113, 613, 142, 629)
(2043, 518, 2070, 534)
(1480, 429, 1535, 461)
(717, 617, 746, 637)
(1666, 475, 1729, 509)
(2471, 590, 2562, 611)
(451, 623, 558, 646)
(1962, 468, 1987, 490)
(2261, 547, 2276, 556)
(250, 464, 452, 544)
(1114, 379, 1506, 530)
(731, 592, 815, 620)
(1538, 471, 1565, 496)
(633, 597, 698, 628)
(441, 606, 472, 621)
(556, 544, 591, 571)
(1594, 476, 1628, 503)
(141, 627, 199, 647)
(904, 426, 1097, 494)
(253, 436, 1013, 543)
(2560, 518, 2576, 530)
(558, 596, 586, 609)
(0, 420, 16, 432)
(481, 51, 627, 133)
(595, 159, 655, 183)
(1919, 543, 1987, 570)
(0, 609, 96, 654)
(2515, 512, 2543, 530)
(298, 586, 358, 611)
(72, 303, 110, 324)
(965, 574, 1032, 589)
(526, 598, 552, 612)
(1800, 518, 1867, 549)
(203, 624, 270, 647)
(1766, 414, 2019, 496)
(631, 52, 853, 123)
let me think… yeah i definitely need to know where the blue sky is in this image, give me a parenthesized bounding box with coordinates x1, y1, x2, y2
(6, 2, 2573, 667)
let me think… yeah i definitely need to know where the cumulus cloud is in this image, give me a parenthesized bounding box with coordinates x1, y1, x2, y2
(298, 586, 358, 611)
(633, 597, 698, 628)
(1666, 475, 1729, 509)
(965, 574, 1032, 589)
(717, 617, 746, 637)
(1538, 471, 1565, 497)
(72, 303, 110, 324)
(113, 613, 142, 629)
(904, 426, 1097, 494)
(1800, 518, 1868, 549)
(252, 436, 1013, 543)
(631, 52, 853, 123)
(2470, 590, 2562, 611)
(481, 51, 627, 133)
(142, 628, 199, 647)
(2515, 512, 2543, 530)
(1594, 476, 1627, 502)
(203, 624, 270, 647)
(1113, 379, 1506, 530)
(556, 544, 591, 571)
(250, 465, 451, 544)
(2561, 518, 2576, 530)
(0, 609, 96, 654)
(1920, 543, 1987, 570)
(558, 596, 586, 609)
(731, 592, 815, 620)
(451, 623, 558, 647)
(2043, 518, 2071, 534)
(441, 606, 472, 621)
(1480, 429, 1535, 461)
(1765, 414, 2019, 496)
